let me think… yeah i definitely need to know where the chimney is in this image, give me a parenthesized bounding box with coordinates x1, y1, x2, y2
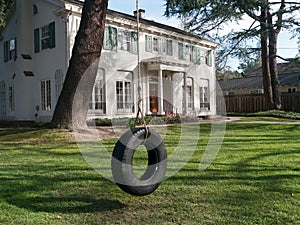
(133, 9, 145, 19)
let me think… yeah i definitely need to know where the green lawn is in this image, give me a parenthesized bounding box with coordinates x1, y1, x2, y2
(0, 120, 299, 224)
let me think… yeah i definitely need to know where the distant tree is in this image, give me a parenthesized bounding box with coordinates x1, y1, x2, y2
(238, 57, 261, 74)
(0, 0, 13, 27)
(51, 0, 108, 129)
(165, 0, 300, 110)
(216, 69, 243, 81)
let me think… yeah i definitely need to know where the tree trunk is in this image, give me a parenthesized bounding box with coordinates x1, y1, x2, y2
(260, 6, 274, 110)
(268, 6, 282, 110)
(268, 28, 281, 110)
(51, 0, 108, 129)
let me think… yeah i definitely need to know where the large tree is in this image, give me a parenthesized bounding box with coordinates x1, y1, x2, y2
(51, 0, 108, 129)
(165, 0, 300, 110)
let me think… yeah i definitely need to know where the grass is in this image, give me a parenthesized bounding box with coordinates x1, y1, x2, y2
(0, 120, 300, 224)
(227, 110, 300, 120)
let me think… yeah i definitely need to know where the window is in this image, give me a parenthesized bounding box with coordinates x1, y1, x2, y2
(192, 46, 201, 64)
(118, 29, 130, 51)
(200, 86, 209, 110)
(200, 79, 210, 110)
(41, 80, 51, 111)
(161, 39, 167, 54)
(178, 42, 184, 60)
(41, 25, 50, 50)
(9, 86, 15, 112)
(131, 32, 138, 54)
(145, 35, 152, 52)
(153, 37, 159, 52)
(185, 45, 191, 61)
(288, 88, 297, 93)
(103, 26, 117, 51)
(166, 39, 173, 56)
(250, 89, 264, 95)
(33, 4, 38, 15)
(55, 69, 64, 101)
(224, 91, 235, 96)
(116, 81, 132, 113)
(3, 38, 16, 62)
(183, 78, 194, 112)
(206, 50, 213, 66)
(89, 77, 106, 113)
(34, 22, 55, 53)
(117, 29, 138, 54)
(187, 85, 194, 111)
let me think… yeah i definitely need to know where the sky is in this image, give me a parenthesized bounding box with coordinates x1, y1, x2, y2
(108, 0, 299, 70)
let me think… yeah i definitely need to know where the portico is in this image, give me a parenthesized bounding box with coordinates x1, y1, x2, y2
(141, 57, 190, 116)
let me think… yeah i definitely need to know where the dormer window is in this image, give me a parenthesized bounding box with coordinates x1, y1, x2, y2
(33, 4, 38, 15)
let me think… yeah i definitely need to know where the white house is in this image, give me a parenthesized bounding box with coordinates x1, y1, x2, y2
(0, 0, 218, 122)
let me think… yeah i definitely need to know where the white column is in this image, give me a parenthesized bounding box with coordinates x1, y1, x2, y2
(183, 72, 187, 114)
(158, 67, 165, 115)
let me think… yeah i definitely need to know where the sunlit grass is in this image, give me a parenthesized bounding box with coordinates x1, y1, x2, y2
(0, 121, 299, 224)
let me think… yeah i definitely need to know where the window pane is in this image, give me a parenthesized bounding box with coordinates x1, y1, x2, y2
(166, 40, 173, 56)
(41, 25, 50, 50)
(178, 42, 184, 60)
(116, 81, 132, 112)
(46, 80, 51, 111)
(41, 81, 46, 110)
(145, 35, 152, 52)
(153, 37, 159, 52)
(41, 80, 51, 111)
(206, 50, 212, 66)
(9, 86, 15, 112)
(131, 32, 138, 54)
(116, 81, 123, 110)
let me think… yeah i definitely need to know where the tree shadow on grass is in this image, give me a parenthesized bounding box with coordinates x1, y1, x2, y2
(0, 162, 126, 214)
(6, 196, 125, 213)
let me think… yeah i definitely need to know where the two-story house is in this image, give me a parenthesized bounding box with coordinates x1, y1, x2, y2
(0, 0, 218, 122)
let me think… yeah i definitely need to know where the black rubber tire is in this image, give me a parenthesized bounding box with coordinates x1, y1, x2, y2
(111, 127, 167, 196)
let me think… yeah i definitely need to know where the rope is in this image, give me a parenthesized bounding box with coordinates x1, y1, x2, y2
(134, 0, 148, 138)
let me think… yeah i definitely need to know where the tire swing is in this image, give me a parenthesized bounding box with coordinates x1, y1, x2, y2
(111, 127, 167, 196)
(111, 0, 167, 196)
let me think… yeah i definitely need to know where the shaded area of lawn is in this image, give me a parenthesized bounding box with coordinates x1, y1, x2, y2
(0, 123, 299, 224)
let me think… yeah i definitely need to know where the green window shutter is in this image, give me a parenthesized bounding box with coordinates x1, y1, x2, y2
(178, 42, 184, 59)
(145, 35, 152, 52)
(3, 41, 8, 62)
(14, 38, 17, 60)
(111, 26, 117, 51)
(166, 40, 173, 56)
(196, 47, 201, 64)
(191, 46, 196, 63)
(34, 28, 40, 53)
(49, 22, 56, 49)
(103, 26, 117, 51)
(207, 50, 212, 67)
(192, 46, 200, 64)
(131, 32, 138, 54)
(103, 26, 111, 50)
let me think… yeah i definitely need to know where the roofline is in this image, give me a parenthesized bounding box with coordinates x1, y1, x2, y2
(106, 9, 218, 48)
(1, 0, 218, 48)
(63, 0, 218, 48)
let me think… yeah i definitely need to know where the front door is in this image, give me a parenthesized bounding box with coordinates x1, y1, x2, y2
(149, 83, 158, 113)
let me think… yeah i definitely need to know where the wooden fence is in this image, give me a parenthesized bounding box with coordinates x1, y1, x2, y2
(218, 93, 300, 113)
